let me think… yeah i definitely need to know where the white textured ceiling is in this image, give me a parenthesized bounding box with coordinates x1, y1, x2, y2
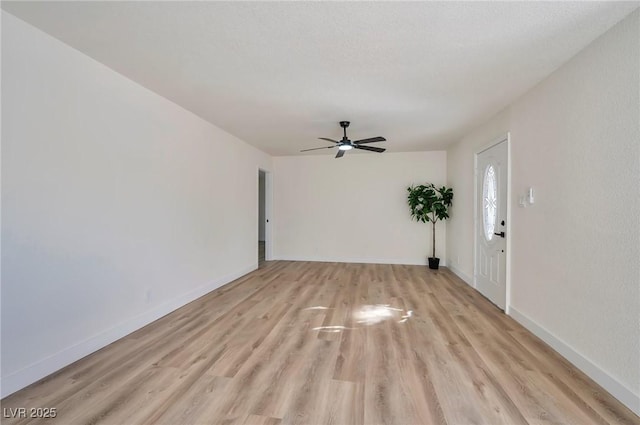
(3, 1, 638, 155)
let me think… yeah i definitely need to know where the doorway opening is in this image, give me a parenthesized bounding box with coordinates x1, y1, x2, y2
(258, 169, 270, 267)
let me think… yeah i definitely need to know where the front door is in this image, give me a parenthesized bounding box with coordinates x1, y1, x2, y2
(475, 139, 508, 310)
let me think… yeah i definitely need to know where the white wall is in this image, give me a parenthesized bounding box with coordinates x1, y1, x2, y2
(274, 151, 447, 265)
(1, 13, 272, 397)
(447, 10, 639, 414)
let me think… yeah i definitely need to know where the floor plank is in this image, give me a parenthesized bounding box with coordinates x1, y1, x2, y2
(2, 261, 638, 425)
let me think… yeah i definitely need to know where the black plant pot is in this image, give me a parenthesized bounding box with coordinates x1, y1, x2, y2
(428, 257, 440, 270)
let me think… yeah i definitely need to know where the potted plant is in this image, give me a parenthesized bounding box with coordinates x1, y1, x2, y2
(407, 183, 453, 269)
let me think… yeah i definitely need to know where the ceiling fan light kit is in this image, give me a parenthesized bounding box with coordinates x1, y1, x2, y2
(301, 121, 386, 158)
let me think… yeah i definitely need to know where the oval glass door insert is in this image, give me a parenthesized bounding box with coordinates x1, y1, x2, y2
(483, 164, 497, 241)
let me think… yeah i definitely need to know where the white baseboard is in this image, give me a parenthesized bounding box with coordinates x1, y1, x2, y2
(509, 307, 640, 416)
(275, 255, 445, 267)
(0, 263, 258, 398)
(448, 264, 473, 287)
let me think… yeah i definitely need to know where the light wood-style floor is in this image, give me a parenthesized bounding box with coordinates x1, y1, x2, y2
(2, 262, 638, 425)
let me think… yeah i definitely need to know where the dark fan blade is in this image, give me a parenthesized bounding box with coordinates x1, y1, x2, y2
(353, 136, 386, 144)
(300, 146, 336, 152)
(354, 145, 385, 153)
(319, 137, 339, 143)
(335, 149, 346, 158)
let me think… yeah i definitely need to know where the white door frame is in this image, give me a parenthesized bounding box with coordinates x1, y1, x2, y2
(258, 168, 273, 261)
(473, 133, 511, 313)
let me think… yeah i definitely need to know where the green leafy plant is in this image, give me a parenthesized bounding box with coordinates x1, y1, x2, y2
(407, 183, 454, 259)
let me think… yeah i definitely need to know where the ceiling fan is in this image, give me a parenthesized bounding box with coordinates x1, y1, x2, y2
(301, 121, 386, 158)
